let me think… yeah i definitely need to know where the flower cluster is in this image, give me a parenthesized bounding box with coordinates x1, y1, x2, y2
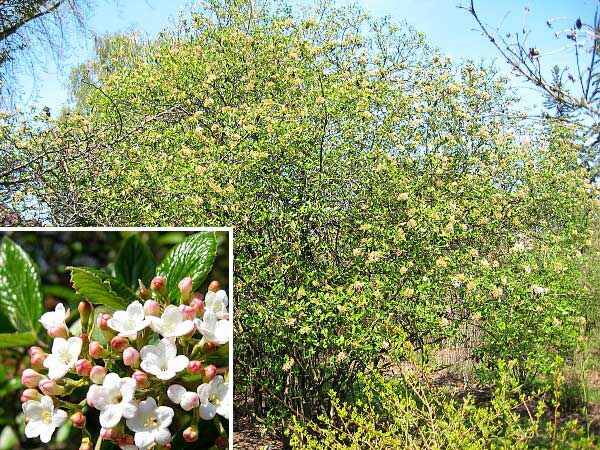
(21, 277, 231, 450)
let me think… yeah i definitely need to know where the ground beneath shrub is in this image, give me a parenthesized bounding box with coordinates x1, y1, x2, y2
(234, 416, 287, 449)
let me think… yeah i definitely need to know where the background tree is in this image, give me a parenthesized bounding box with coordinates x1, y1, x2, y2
(465, 0, 600, 179)
(0, 0, 90, 104)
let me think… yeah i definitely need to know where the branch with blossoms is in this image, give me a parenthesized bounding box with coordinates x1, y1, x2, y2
(3, 232, 231, 450)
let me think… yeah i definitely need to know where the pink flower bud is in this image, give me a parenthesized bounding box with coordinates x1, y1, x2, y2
(189, 298, 204, 316)
(122, 347, 140, 367)
(21, 369, 45, 388)
(183, 426, 199, 443)
(204, 364, 217, 381)
(179, 304, 196, 321)
(20, 388, 42, 402)
(132, 370, 148, 388)
(139, 279, 150, 299)
(96, 313, 111, 330)
(100, 428, 112, 440)
(208, 280, 221, 292)
(88, 341, 107, 359)
(71, 411, 86, 427)
(78, 301, 92, 324)
(39, 379, 64, 396)
(110, 336, 129, 352)
(28, 346, 44, 358)
(143, 299, 161, 316)
(76, 359, 93, 377)
(29, 347, 46, 369)
(150, 276, 167, 293)
(205, 342, 217, 352)
(48, 326, 67, 338)
(181, 392, 200, 411)
(178, 276, 193, 296)
(90, 366, 107, 384)
(189, 360, 203, 374)
(79, 333, 89, 346)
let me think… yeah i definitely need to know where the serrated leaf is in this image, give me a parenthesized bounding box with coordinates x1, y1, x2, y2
(115, 235, 156, 291)
(67, 266, 139, 310)
(157, 232, 217, 302)
(0, 332, 36, 348)
(0, 238, 43, 333)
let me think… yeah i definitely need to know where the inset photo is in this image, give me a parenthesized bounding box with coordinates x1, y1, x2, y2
(0, 228, 232, 450)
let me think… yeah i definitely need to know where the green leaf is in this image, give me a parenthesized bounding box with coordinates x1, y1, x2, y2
(0, 426, 19, 450)
(156, 232, 217, 302)
(114, 235, 156, 291)
(0, 238, 43, 333)
(67, 266, 139, 310)
(0, 332, 36, 348)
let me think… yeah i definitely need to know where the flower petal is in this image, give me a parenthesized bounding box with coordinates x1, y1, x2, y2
(155, 406, 174, 428)
(100, 404, 123, 429)
(23, 400, 43, 419)
(39, 424, 55, 443)
(52, 408, 68, 427)
(24, 420, 41, 438)
(168, 355, 189, 374)
(167, 384, 186, 404)
(154, 427, 171, 445)
(134, 430, 155, 449)
(199, 402, 217, 420)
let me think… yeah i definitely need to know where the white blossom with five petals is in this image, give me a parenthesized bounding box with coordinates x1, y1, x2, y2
(22, 396, 67, 443)
(197, 375, 232, 420)
(39, 303, 70, 331)
(167, 384, 200, 411)
(107, 301, 151, 339)
(204, 290, 229, 319)
(43, 337, 83, 380)
(87, 373, 138, 428)
(149, 305, 195, 338)
(194, 310, 231, 345)
(140, 338, 189, 380)
(126, 397, 174, 448)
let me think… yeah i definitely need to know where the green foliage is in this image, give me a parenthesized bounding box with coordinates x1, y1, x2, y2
(0, 237, 43, 333)
(3, 0, 598, 433)
(67, 266, 139, 309)
(114, 234, 156, 290)
(288, 362, 599, 449)
(0, 332, 36, 348)
(156, 232, 217, 302)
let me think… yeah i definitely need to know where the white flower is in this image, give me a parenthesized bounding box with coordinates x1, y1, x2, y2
(39, 303, 70, 331)
(43, 337, 83, 380)
(88, 373, 138, 428)
(22, 395, 67, 443)
(140, 338, 189, 380)
(150, 305, 195, 338)
(194, 310, 231, 345)
(205, 290, 229, 319)
(531, 285, 548, 295)
(513, 241, 526, 251)
(107, 301, 151, 339)
(197, 375, 232, 420)
(167, 384, 200, 411)
(126, 397, 174, 448)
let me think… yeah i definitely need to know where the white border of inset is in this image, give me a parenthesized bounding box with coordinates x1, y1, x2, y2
(0, 226, 234, 450)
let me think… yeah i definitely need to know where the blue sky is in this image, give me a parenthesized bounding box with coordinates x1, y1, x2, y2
(15, 0, 596, 113)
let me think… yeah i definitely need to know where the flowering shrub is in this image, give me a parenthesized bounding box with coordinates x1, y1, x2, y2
(3, 0, 598, 439)
(0, 232, 231, 449)
(287, 360, 600, 449)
